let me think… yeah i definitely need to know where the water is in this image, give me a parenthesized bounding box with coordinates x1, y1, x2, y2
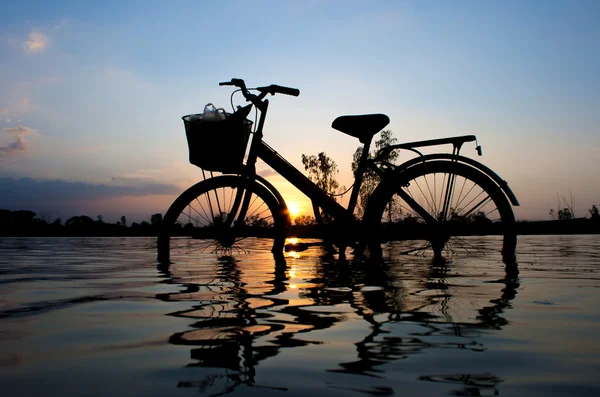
(1, 236, 599, 396)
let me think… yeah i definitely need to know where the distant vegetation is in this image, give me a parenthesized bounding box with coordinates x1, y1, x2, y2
(0, 209, 164, 237)
(1, 206, 599, 238)
(1, 177, 599, 238)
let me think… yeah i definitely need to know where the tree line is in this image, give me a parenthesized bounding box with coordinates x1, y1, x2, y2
(0, 209, 164, 236)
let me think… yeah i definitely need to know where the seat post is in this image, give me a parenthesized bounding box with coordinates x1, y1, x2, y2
(347, 138, 372, 216)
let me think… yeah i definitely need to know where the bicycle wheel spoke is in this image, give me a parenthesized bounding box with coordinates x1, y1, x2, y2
(433, 173, 438, 216)
(190, 241, 219, 255)
(193, 198, 215, 225)
(245, 196, 265, 218)
(448, 237, 486, 256)
(438, 172, 448, 220)
(461, 195, 491, 218)
(403, 188, 423, 220)
(452, 180, 478, 213)
(400, 241, 432, 255)
(249, 206, 273, 221)
(412, 178, 436, 216)
(452, 176, 469, 211)
(484, 207, 500, 219)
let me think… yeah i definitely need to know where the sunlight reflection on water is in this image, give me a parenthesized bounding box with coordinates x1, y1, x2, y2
(0, 236, 599, 396)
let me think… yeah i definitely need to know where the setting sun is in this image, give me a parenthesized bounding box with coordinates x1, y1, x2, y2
(287, 202, 301, 217)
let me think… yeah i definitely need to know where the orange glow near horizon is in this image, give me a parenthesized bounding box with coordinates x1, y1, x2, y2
(287, 201, 301, 217)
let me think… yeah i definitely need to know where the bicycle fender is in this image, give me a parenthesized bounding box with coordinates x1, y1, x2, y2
(392, 154, 520, 206)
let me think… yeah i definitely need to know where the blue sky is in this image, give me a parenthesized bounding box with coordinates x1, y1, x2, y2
(1, 0, 599, 222)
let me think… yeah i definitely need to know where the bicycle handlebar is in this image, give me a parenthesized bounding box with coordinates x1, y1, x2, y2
(219, 78, 246, 87)
(219, 78, 300, 97)
(257, 84, 300, 97)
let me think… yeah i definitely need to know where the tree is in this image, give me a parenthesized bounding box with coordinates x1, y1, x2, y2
(301, 152, 341, 197)
(549, 192, 576, 220)
(301, 152, 344, 223)
(66, 215, 94, 227)
(294, 215, 317, 226)
(150, 213, 163, 226)
(96, 214, 104, 223)
(38, 212, 53, 223)
(351, 130, 398, 218)
(246, 214, 271, 228)
(590, 205, 599, 220)
(12, 210, 36, 225)
(468, 211, 493, 225)
(120, 215, 127, 227)
(550, 207, 574, 220)
(558, 208, 573, 220)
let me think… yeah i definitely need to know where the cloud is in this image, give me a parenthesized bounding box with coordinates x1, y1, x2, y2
(23, 31, 48, 53)
(4, 125, 36, 136)
(0, 177, 179, 200)
(257, 169, 279, 178)
(0, 135, 27, 153)
(0, 177, 180, 217)
(0, 125, 37, 156)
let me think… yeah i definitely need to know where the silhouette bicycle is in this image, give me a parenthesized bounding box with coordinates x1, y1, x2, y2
(157, 78, 519, 264)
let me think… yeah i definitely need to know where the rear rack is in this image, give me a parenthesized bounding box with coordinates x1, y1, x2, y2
(377, 135, 478, 160)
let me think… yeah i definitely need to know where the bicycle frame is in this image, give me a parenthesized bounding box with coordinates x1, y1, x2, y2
(226, 97, 362, 228)
(256, 140, 352, 220)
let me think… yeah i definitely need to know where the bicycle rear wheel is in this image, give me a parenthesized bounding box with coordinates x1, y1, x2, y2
(157, 176, 288, 263)
(365, 161, 517, 263)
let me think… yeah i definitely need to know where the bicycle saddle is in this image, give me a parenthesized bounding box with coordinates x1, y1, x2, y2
(332, 114, 390, 144)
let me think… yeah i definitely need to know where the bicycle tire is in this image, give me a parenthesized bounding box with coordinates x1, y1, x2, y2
(157, 176, 288, 263)
(364, 161, 517, 264)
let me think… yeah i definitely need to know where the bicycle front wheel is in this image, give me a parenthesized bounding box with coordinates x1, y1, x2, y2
(157, 176, 288, 263)
(365, 161, 517, 263)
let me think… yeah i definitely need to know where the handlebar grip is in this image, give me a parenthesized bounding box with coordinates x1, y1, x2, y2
(271, 85, 300, 97)
(219, 78, 245, 87)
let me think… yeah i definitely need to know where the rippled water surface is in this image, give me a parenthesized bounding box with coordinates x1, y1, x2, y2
(1, 236, 599, 396)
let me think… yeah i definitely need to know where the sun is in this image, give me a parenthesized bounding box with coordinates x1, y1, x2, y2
(287, 202, 301, 217)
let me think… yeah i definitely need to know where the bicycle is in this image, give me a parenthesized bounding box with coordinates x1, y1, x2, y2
(157, 78, 519, 265)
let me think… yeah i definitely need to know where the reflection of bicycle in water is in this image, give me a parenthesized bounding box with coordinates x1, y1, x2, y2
(157, 78, 519, 265)
(156, 251, 519, 396)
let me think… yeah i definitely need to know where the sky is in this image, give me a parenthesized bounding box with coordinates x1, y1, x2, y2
(1, 0, 599, 223)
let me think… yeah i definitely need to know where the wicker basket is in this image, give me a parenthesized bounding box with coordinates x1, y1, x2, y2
(182, 113, 252, 173)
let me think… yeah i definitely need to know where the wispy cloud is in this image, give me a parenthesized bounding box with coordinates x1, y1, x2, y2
(23, 31, 48, 53)
(0, 136, 27, 155)
(0, 125, 37, 156)
(111, 169, 170, 185)
(257, 169, 279, 178)
(4, 125, 37, 136)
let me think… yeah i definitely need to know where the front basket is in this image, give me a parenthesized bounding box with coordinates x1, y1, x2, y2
(182, 114, 252, 173)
